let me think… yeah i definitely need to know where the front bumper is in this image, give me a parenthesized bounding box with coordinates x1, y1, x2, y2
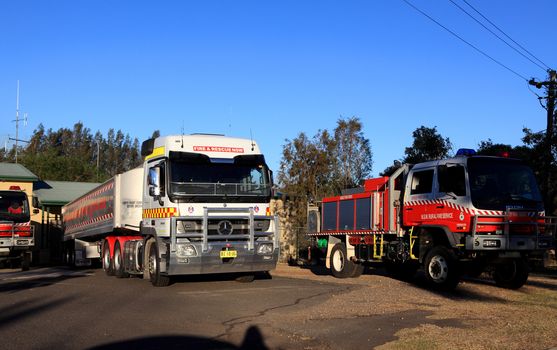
(465, 235, 554, 251)
(165, 208, 280, 275)
(167, 244, 279, 275)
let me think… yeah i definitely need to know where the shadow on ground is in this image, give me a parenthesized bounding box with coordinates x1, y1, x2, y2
(0, 267, 92, 294)
(295, 261, 510, 302)
(88, 325, 269, 350)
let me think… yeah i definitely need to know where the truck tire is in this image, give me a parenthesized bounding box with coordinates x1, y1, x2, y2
(424, 246, 461, 291)
(330, 243, 357, 278)
(113, 242, 129, 278)
(102, 240, 114, 276)
(493, 258, 529, 289)
(148, 242, 170, 287)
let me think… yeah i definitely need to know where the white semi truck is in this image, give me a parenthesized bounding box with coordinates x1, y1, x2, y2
(62, 134, 279, 286)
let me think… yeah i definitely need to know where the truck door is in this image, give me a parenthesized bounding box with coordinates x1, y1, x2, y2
(403, 168, 435, 226)
(436, 164, 468, 232)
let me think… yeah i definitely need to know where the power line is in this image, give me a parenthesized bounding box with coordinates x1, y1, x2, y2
(401, 0, 529, 81)
(461, 0, 550, 70)
(448, 0, 546, 72)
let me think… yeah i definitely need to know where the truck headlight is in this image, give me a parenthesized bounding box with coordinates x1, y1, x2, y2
(176, 244, 198, 257)
(257, 243, 273, 255)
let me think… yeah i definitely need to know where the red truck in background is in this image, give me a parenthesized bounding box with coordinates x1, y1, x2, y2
(0, 186, 34, 270)
(308, 149, 556, 290)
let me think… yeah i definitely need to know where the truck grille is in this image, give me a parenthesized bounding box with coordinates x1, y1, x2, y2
(176, 218, 271, 241)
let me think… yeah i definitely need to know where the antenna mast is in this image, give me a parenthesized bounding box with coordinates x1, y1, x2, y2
(11, 80, 30, 163)
(15, 80, 20, 163)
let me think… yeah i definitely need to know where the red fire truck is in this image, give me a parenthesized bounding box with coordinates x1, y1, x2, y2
(0, 186, 34, 270)
(308, 149, 556, 290)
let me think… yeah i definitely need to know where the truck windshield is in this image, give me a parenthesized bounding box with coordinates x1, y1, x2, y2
(168, 153, 272, 203)
(0, 191, 30, 223)
(468, 157, 543, 211)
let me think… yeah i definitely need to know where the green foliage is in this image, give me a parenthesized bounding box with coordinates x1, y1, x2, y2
(403, 126, 452, 164)
(380, 125, 451, 176)
(334, 117, 373, 190)
(278, 116, 372, 228)
(3, 122, 148, 182)
(476, 130, 557, 214)
(520, 128, 557, 214)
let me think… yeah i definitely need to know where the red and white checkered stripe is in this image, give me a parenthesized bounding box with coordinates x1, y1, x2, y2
(308, 230, 396, 236)
(404, 199, 503, 216)
(66, 213, 114, 231)
(13, 222, 31, 227)
(404, 199, 544, 217)
(65, 181, 114, 212)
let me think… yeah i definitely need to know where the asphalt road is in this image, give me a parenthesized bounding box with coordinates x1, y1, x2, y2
(2, 264, 556, 350)
(0, 266, 354, 350)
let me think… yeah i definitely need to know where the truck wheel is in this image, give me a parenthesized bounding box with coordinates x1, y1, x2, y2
(330, 243, 357, 278)
(424, 246, 461, 291)
(493, 258, 529, 289)
(148, 242, 170, 287)
(102, 240, 114, 276)
(113, 242, 129, 279)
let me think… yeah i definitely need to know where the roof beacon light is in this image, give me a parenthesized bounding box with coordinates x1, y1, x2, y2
(9, 186, 22, 191)
(456, 148, 476, 157)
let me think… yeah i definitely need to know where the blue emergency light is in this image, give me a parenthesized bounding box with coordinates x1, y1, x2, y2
(455, 148, 477, 156)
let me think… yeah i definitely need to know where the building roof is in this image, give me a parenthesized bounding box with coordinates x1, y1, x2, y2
(0, 163, 39, 182)
(34, 180, 101, 206)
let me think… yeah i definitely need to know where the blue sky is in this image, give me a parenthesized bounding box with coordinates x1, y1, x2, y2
(1, 0, 555, 177)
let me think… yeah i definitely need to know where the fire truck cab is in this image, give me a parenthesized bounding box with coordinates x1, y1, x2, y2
(0, 186, 34, 270)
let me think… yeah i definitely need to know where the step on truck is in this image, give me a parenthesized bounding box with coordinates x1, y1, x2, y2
(308, 149, 556, 290)
(62, 134, 280, 286)
(0, 186, 34, 270)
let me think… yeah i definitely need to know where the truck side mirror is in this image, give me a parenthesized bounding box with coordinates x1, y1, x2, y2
(148, 167, 161, 197)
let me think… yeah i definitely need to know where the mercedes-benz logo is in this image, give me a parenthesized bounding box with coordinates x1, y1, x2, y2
(217, 220, 233, 235)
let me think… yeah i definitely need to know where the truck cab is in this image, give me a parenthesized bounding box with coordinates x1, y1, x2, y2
(138, 134, 279, 285)
(0, 186, 34, 270)
(403, 152, 549, 248)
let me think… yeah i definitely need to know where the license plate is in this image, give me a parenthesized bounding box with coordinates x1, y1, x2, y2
(220, 250, 237, 258)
